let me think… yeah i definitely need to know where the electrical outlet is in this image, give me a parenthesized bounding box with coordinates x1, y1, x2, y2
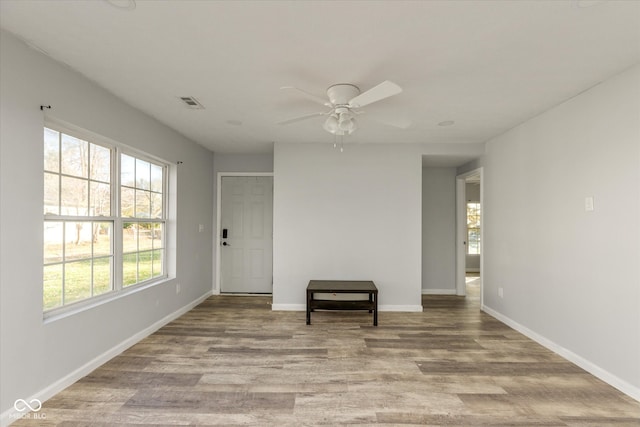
(176, 283, 181, 294)
(198, 224, 204, 233)
(498, 287, 504, 298)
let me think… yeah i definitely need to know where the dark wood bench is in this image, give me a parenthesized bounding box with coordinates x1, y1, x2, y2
(306, 280, 378, 326)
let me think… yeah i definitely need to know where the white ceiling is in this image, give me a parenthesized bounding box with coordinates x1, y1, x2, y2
(1, 0, 639, 156)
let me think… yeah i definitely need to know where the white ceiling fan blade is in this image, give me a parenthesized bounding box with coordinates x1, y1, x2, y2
(280, 86, 330, 106)
(277, 111, 327, 126)
(348, 80, 402, 108)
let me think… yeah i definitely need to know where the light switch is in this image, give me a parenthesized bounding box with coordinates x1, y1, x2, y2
(198, 224, 204, 232)
(585, 197, 594, 212)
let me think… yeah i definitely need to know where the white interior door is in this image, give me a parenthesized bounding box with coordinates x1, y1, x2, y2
(220, 176, 273, 293)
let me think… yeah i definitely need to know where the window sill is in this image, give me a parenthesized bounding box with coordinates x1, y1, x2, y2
(44, 276, 172, 324)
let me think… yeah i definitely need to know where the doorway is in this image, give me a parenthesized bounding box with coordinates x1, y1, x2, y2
(216, 174, 273, 294)
(456, 168, 483, 305)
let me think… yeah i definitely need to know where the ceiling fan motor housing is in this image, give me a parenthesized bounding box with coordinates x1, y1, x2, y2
(326, 84, 360, 106)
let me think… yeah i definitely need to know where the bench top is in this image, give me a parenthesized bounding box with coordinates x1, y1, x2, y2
(307, 280, 377, 293)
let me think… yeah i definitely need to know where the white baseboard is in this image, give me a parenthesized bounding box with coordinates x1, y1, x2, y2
(271, 304, 306, 311)
(271, 304, 423, 312)
(1, 291, 212, 427)
(482, 304, 640, 402)
(379, 304, 423, 312)
(422, 288, 457, 295)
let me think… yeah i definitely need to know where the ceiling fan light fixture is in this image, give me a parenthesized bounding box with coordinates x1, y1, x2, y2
(323, 114, 339, 134)
(338, 114, 357, 133)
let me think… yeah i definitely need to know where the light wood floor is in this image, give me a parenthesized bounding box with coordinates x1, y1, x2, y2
(14, 279, 640, 426)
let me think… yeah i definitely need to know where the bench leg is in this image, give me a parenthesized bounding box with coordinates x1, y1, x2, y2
(373, 294, 378, 326)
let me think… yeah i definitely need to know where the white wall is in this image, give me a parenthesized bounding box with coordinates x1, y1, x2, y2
(465, 183, 480, 202)
(0, 31, 214, 418)
(272, 143, 423, 311)
(482, 64, 640, 397)
(422, 167, 457, 293)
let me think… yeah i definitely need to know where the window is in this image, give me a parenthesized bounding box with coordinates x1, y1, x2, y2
(466, 202, 481, 255)
(121, 154, 165, 287)
(44, 126, 167, 313)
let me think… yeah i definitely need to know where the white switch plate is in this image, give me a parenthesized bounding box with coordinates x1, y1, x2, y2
(198, 224, 204, 232)
(498, 287, 504, 298)
(585, 197, 594, 212)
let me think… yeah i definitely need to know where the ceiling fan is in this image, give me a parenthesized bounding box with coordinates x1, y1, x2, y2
(278, 81, 409, 135)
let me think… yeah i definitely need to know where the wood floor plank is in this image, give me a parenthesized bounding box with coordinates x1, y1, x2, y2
(11, 282, 640, 426)
(76, 370, 202, 388)
(375, 412, 569, 426)
(121, 390, 296, 414)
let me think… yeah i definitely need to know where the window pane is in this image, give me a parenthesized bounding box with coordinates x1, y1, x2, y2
(123, 223, 137, 252)
(43, 264, 63, 310)
(61, 176, 88, 215)
(64, 260, 91, 304)
(468, 229, 481, 255)
(138, 225, 154, 251)
(61, 133, 88, 178)
(121, 154, 135, 187)
(473, 235, 481, 254)
(44, 221, 64, 264)
(136, 159, 150, 190)
(152, 223, 163, 248)
(467, 203, 481, 228)
(92, 222, 112, 256)
(152, 249, 163, 277)
(93, 257, 112, 296)
(135, 190, 151, 218)
(138, 251, 153, 282)
(123, 253, 138, 287)
(64, 221, 92, 261)
(121, 187, 135, 217)
(90, 181, 111, 216)
(89, 143, 110, 183)
(44, 128, 59, 172)
(44, 172, 59, 215)
(150, 164, 163, 193)
(150, 192, 163, 219)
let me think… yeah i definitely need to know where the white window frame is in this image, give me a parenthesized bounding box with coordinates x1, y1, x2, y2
(44, 121, 169, 319)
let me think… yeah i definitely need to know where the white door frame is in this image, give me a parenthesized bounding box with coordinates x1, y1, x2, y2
(455, 167, 483, 303)
(215, 172, 274, 294)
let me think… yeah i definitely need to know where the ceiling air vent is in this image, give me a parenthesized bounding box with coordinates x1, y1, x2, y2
(179, 96, 205, 109)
